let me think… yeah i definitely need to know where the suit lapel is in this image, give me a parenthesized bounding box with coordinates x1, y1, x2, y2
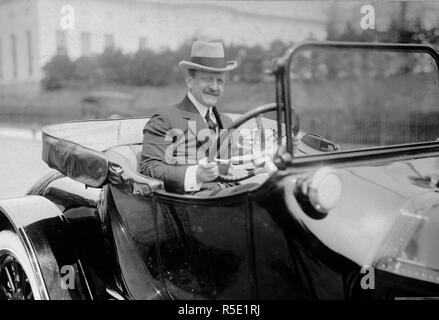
(178, 95, 228, 130)
(179, 96, 207, 126)
(177, 95, 231, 165)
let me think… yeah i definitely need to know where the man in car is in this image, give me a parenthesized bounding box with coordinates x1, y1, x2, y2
(140, 40, 242, 194)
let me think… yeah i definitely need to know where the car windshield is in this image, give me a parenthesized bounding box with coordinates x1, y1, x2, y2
(289, 46, 439, 152)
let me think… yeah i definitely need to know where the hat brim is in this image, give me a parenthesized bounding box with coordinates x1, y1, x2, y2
(178, 60, 237, 72)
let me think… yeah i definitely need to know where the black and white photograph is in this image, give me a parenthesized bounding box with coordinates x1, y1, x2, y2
(0, 0, 439, 307)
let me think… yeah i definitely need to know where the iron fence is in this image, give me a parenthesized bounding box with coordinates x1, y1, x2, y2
(300, 109, 439, 147)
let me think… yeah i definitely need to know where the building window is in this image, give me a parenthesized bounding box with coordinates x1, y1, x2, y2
(81, 32, 91, 56)
(104, 34, 114, 50)
(26, 31, 33, 76)
(139, 37, 147, 51)
(56, 30, 68, 55)
(0, 37, 3, 80)
(11, 34, 17, 78)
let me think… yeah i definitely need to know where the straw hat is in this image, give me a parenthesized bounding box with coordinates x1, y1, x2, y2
(178, 41, 237, 72)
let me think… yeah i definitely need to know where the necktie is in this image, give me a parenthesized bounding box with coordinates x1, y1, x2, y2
(205, 108, 218, 134)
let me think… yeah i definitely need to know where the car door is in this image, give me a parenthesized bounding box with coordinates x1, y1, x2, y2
(153, 192, 254, 299)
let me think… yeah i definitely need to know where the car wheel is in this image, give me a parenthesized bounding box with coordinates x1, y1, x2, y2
(0, 231, 42, 300)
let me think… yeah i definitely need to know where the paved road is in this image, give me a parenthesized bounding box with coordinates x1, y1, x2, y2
(0, 136, 52, 198)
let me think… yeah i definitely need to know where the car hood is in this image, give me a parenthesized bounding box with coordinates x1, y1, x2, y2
(284, 156, 439, 277)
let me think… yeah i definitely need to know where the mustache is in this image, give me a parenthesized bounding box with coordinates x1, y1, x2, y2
(203, 90, 221, 96)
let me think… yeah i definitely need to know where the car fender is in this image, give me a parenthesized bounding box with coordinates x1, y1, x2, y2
(0, 195, 92, 299)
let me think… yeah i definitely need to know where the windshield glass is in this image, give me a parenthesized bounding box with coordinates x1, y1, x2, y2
(289, 46, 439, 151)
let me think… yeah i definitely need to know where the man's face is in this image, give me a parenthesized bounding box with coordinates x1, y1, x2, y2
(187, 70, 226, 107)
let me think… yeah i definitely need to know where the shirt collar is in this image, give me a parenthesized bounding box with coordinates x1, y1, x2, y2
(187, 91, 210, 118)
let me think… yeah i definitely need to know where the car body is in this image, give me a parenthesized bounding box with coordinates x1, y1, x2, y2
(1, 41, 439, 300)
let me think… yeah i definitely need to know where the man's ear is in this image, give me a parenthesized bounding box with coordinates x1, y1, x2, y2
(185, 72, 193, 90)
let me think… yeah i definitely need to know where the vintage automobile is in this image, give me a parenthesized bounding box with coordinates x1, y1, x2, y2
(1, 41, 439, 300)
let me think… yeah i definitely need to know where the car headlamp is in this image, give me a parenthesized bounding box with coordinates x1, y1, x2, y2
(307, 167, 343, 213)
(294, 167, 343, 217)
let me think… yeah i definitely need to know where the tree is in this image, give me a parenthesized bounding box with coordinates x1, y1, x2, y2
(98, 48, 132, 84)
(128, 49, 174, 86)
(42, 55, 74, 90)
(72, 56, 100, 86)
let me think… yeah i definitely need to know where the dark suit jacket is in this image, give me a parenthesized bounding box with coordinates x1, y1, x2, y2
(140, 96, 234, 193)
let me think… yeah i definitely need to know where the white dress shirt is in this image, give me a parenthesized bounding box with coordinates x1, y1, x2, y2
(184, 91, 218, 192)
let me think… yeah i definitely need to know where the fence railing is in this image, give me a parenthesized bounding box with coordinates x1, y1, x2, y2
(2, 107, 439, 147)
(300, 109, 439, 147)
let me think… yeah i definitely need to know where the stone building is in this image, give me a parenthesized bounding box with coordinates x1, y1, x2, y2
(0, 0, 326, 94)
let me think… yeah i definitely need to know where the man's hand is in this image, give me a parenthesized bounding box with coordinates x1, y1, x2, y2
(197, 158, 219, 184)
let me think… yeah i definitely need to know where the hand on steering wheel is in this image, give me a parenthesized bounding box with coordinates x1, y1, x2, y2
(208, 103, 280, 183)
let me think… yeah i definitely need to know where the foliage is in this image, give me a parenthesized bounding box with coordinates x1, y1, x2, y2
(290, 4, 439, 83)
(41, 5, 439, 91)
(72, 56, 101, 85)
(41, 40, 293, 90)
(128, 49, 177, 86)
(42, 55, 75, 90)
(98, 48, 132, 84)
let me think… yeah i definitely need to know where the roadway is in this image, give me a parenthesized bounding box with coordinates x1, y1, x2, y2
(0, 135, 52, 198)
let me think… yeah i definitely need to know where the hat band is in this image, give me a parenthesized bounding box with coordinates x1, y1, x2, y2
(191, 56, 226, 69)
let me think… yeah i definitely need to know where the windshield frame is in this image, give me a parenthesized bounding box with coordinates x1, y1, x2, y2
(277, 41, 439, 166)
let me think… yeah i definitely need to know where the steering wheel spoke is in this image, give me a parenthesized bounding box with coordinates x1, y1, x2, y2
(210, 103, 279, 183)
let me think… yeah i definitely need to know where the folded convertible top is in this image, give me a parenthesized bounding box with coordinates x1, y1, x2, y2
(42, 118, 149, 187)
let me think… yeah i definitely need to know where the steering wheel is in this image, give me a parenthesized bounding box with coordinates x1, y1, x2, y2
(208, 103, 279, 183)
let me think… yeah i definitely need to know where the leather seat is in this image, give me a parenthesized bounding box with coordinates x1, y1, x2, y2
(105, 144, 265, 197)
(104, 144, 163, 194)
(106, 144, 142, 171)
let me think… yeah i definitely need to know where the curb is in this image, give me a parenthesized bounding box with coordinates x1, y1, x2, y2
(0, 128, 42, 141)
